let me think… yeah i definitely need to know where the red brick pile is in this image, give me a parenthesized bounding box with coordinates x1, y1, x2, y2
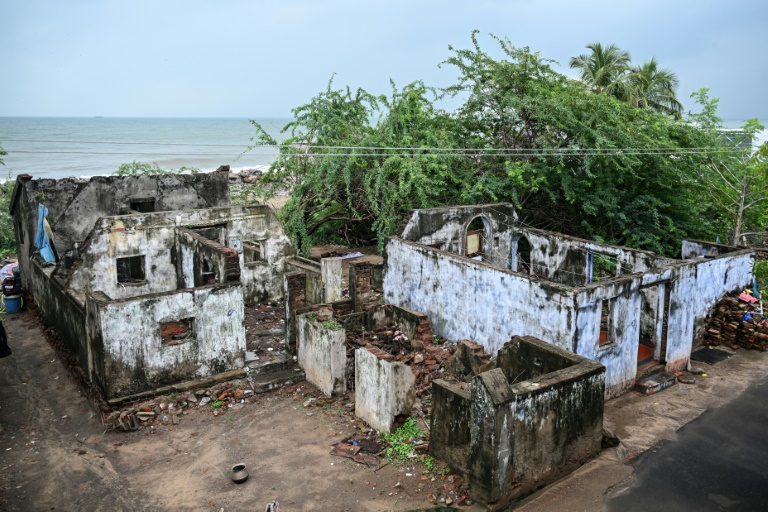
(703, 296, 767, 351)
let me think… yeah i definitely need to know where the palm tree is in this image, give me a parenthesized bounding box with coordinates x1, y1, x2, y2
(569, 43, 632, 97)
(628, 58, 683, 117)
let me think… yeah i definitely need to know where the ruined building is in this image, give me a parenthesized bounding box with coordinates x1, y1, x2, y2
(10, 172, 292, 401)
(384, 204, 755, 397)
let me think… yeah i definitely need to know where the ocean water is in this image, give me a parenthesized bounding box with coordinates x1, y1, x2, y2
(0, 117, 765, 181)
(0, 117, 291, 180)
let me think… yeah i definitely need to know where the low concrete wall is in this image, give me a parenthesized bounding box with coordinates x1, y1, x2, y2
(89, 282, 245, 400)
(368, 304, 435, 348)
(28, 258, 92, 379)
(354, 346, 416, 433)
(296, 313, 346, 396)
(431, 337, 605, 507)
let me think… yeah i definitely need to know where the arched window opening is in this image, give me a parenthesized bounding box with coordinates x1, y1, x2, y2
(513, 235, 533, 275)
(466, 216, 490, 261)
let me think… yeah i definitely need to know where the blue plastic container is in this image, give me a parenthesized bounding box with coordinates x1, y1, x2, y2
(4, 294, 21, 314)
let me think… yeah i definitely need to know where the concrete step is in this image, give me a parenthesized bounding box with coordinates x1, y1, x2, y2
(246, 353, 295, 376)
(248, 367, 305, 394)
(634, 371, 677, 395)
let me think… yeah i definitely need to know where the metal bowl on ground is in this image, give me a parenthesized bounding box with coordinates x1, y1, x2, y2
(231, 463, 249, 484)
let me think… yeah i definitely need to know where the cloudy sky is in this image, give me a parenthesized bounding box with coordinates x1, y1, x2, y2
(1, 0, 765, 120)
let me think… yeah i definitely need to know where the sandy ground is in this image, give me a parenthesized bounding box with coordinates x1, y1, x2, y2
(1, 304, 766, 511)
(0, 311, 478, 512)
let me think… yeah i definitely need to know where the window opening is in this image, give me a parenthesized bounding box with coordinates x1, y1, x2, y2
(599, 299, 612, 346)
(243, 240, 265, 263)
(130, 197, 156, 213)
(160, 318, 195, 346)
(192, 224, 227, 245)
(116, 255, 146, 283)
(514, 235, 532, 274)
(201, 257, 218, 284)
(590, 253, 619, 283)
(466, 216, 489, 260)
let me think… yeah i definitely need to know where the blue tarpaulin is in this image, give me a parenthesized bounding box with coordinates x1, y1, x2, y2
(34, 204, 56, 264)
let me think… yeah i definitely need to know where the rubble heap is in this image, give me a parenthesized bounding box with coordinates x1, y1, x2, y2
(703, 295, 767, 351)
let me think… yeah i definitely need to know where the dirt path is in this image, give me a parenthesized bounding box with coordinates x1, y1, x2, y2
(0, 311, 477, 512)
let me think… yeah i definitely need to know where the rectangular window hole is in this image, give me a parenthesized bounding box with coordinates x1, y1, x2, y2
(599, 299, 613, 346)
(161, 318, 195, 346)
(130, 197, 156, 213)
(244, 240, 265, 263)
(116, 255, 146, 283)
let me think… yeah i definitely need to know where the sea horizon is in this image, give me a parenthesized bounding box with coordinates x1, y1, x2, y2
(1, 116, 766, 181)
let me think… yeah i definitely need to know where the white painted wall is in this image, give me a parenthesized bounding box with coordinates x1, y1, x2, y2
(296, 315, 347, 396)
(354, 348, 416, 434)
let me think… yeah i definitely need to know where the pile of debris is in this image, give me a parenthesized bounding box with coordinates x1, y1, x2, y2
(105, 381, 255, 432)
(344, 324, 456, 397)
(702, 295, 767, 351)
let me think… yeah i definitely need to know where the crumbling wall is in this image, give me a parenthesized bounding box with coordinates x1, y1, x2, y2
(367, 304, 435, 348)
(432, 336, 605, 507)
(296, 313, 347, 396)
(681, 239, 742, 259)
(518, 227, 667, 285)
(27, 257, 91, 376)
(354, 346, 416, 433)
(399, 204, 517, 268)
(384, 238, 577, 355)
(87, 283, 245, 400)
(177, 228, 240, 287)
(11, 173, 230, 262)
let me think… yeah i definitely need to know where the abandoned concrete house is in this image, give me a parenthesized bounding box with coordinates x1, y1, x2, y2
(287, 203, 755, 505)
(9, 172, 292, 401)
(10, 175, 756, 508)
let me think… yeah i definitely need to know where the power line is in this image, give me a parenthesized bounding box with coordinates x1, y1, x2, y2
(1, 138, 750, 156)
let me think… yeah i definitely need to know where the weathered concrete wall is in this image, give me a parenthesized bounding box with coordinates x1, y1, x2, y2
(12, 173, 230, 261)
(667, 251, 754, 362)
(367, 304, 435, 348)
(518, 227, 667, 285)
(459, 337, 604, 506)
(399, 204, 517, 268)
(354, 346, 416, 433)
(177, 228, 240, 287)
(321, 257, 343, 302)
(89, 283, 245, 400)
(296, 314, 347, 396)
(65, 206, 290, 301)
(430, 380, 472, 473)
(286, 258, 324, 305)
(681, 239, 741, 259)
(27, 258, 91, 377)
(384, 238, 577, 355)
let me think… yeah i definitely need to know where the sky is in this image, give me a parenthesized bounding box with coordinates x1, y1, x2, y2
(1, 0, 766, 120)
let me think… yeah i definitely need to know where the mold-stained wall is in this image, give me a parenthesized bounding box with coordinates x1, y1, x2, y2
(385, 203, 755, 399)
(296, 314, 347, 396)
(384, 238, 577, 356)
(400, 204, 517, 268)
(86, 283, 245, 399)
(432, 337, 605, 506)
(354, 347, 416, 433)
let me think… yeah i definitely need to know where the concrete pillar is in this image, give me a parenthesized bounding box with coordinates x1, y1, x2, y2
(321, 257, 343, 303)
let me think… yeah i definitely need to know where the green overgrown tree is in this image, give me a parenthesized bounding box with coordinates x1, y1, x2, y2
(690, 88, 767, 245)
(0, 142, 16, 257)
(245, 33, 723, 256)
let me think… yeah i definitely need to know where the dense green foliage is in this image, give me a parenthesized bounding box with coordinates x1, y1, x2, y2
(251, 33, 736, 257)
(0, 142, 16, 258)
